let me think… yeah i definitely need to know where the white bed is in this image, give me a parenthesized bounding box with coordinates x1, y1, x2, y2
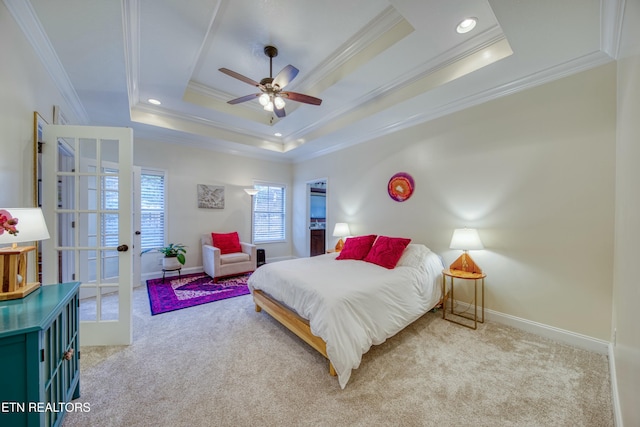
(247, 243, 444, 388)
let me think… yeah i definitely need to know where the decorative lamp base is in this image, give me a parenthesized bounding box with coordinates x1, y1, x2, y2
(334, 238, 345, 252)
(0, 246, 40, 301)
(449, 252, 482, 274)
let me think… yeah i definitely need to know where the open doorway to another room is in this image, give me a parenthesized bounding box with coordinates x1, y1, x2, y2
(307, 179, 327, 257)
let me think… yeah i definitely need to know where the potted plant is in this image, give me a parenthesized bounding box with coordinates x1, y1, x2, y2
(152, 243, 187, 270)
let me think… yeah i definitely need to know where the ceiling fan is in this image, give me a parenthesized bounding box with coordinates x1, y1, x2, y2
(219, 45, 322, 118)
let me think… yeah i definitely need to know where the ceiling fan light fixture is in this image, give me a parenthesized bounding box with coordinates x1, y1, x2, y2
(274, 95, 286, 110)
(220, 45, 322, 115)
(456, 17, 477, 34)
(258, 93, 270, 106)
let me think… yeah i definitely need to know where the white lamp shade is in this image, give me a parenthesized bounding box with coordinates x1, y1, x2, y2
(0, 208, 50, 245)
(449, 228, 483, 251)
(244, 188, 259, 196)
(332, 223, 350, 237)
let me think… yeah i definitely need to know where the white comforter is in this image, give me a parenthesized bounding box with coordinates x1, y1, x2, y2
(247, 244, 443, 388)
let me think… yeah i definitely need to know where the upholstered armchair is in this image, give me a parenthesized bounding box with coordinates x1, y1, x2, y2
(201, 232, 257, 282)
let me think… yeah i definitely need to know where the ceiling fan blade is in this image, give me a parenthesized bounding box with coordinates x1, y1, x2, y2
(219, 68, 260, 87)
(274, 106, 286, 118)
(282, 91, 322, 106)
(227, 93, 260, 104)
(272, 65, 299, 89)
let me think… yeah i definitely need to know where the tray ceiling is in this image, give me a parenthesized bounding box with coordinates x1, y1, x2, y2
(7, 0, 620, 162)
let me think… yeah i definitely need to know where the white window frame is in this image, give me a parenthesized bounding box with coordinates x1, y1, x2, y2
(252, 182, 287, 244)
(139, 168, 166, 250)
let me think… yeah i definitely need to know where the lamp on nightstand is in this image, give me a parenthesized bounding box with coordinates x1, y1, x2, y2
(332, 223, 350, 251)
(449, 227, 483, 274)
(0, 208, 50, 300)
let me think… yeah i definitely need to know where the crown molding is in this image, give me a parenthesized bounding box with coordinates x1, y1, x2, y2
(130, 103, 285, 152)
(601, 0, 626, 59)
(121, 0, 140, 108)
(288, 25, 509, 143)
(294, 6, 411, 92)
(290, 49, 613, 163)
(133, 130, 290, 163)
(4, 0, 89, 124)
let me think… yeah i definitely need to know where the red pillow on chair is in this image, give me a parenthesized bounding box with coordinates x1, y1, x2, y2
(363, 236, 411, 269)
(336, 235, 377, 260)
(211, 232, 242, 254)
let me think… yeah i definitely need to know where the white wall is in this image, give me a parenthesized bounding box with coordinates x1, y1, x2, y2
(293, 63, 616, 341)
(134, 139, 292, 274)
(0, 3, 76, 283)
(612, 0, 640, 424)
(0, 2, 71, 208)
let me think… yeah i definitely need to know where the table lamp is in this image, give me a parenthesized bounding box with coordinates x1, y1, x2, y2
(332, 223, 350, 251)
(0, 208, 50, 300)
(449, 228, 483, 274)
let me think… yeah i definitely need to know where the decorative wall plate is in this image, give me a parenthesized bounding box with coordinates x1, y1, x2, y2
(387, 172, 414, 202)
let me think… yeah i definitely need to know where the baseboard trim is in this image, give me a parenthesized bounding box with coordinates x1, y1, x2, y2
(609, 343, 623, 427)
(449, 299, 609, 354)
(140, 266, 203, 286)
(139, 258, 295, 286)
(486, 307, 610, 354)
(265, 256, 296, 263)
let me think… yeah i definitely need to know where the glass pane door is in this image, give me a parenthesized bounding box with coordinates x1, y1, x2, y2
(42, 125, 133, 346)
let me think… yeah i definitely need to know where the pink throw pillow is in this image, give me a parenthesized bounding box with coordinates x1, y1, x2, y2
(211, 232, 242, 254)
(336, 235, 377, 260)
(363, 236, 411, 269)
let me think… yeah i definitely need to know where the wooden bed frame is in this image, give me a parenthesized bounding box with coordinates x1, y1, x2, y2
(252, 289, 336, 376)
(252, 282, 445, 380)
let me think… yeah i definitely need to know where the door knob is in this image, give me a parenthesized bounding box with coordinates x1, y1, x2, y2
(117, 244, 129, 252)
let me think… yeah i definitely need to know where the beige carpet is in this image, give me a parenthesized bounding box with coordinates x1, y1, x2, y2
(64, 285, 614, 427)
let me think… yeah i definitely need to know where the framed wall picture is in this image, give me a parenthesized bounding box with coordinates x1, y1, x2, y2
(197, 184, 225, 209)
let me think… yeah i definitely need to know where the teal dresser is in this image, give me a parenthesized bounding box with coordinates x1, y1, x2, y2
(0, 282, 80, 427)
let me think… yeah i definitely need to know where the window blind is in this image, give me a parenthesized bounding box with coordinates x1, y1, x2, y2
(253, 183, 286, 243)
(140, 170, 165, 249)
(101, 170, 119, 247)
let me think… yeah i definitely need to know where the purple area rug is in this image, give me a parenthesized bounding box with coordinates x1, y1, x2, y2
(146, 272, 251, 315)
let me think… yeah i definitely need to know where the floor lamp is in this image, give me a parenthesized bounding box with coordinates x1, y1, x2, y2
(244, 188, 259, 244)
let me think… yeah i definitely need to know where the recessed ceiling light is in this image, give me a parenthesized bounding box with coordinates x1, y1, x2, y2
(274, 132, 282, 137)
(148, 98, 161, 105)
(456, 17, 477, 34)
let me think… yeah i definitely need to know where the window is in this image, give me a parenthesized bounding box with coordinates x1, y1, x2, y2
(140, 169, 165, 250)
(253, 183, 286, 243)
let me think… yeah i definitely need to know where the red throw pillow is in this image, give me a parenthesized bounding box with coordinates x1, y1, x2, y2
(336, 235, 377, 260)
(363, 236, 411, 269)
(211, 232, 242, 254)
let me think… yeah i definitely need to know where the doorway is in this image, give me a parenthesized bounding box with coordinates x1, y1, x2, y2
(307, 179, 327, 257)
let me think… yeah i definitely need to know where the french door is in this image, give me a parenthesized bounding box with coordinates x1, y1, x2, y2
(42, 125, 133, 346)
